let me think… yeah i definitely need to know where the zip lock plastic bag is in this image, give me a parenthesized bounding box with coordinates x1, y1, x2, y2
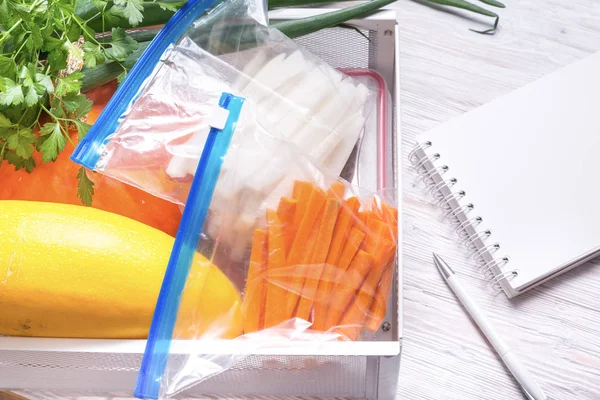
(67, 0, 396, 396)
(71, 0, 375, 209)
(133, 88, 398, 399)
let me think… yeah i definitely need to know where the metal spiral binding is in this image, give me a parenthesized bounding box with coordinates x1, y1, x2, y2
(410, 140, 518, 289)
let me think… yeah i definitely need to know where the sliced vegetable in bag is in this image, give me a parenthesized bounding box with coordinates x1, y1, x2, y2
(67, 0, 395, 397)
(134, 88, 398, 399)
(71, 0, 375, 209)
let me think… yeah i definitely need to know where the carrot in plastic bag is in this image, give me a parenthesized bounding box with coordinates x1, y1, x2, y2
(365, 263, 395, 332)
(336, 281, 373, 341)
(325, 250, 373, 329)
(382, 203, 399, 234)
(285, 186, 327, 318)
(327, 181, 345, 200)
(313, 197, 360, 331)
(242, 229, 268, 333)
(264, 210, 288, 328)
(296, 197, 339, 321)
(277, 197, 297, 255)
(363, 204, 398, 332)
(292, 181, 314, 227)
(339, 239, 395, 338)
(337, 227, 366, 272)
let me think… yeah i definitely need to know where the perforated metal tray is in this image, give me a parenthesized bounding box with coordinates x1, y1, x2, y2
(0, 9, 401, 400)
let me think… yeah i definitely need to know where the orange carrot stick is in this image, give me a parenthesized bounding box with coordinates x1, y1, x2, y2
(338, 238, 396, 337)
(312, 197, 360, 331)
(362, 215, 394, 253)
(354, 210, 368, 234)
(336, 281, 372, 341)
(359, 203, 398, 332)
(326, 198, 360, 265)
(360, 220, 397, 328)
(382, 203, 398, 231)
(242, 229, 268, 334)
(325, 250, 373, 329)
(292, 181, 314, 227)
(323, 228, 365, 329)
(296, 198, 339, 322)
(264, 210, 288, 329)
(277, 197, 297, 255)
(365, 263, 395, 332)
(337, 228, 366, 272)
(285, 186, 327, 318)
(327, 181, 346, 200)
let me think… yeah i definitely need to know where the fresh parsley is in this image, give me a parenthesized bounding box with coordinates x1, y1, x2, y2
(0, 0, 157, 206)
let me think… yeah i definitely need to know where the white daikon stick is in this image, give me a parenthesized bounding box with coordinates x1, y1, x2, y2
(311, 114, 365, 163)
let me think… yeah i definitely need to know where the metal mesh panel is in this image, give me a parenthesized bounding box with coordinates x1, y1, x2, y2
(0, 350, 368, 397)
(293, 28, 373, 69)
(192, 355, 368, 396)
(0, 350, 140, 372)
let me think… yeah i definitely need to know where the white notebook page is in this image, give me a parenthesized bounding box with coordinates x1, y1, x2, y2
(422, 51, 600, 294)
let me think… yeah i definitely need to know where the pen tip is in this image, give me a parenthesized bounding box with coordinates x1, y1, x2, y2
(432, 253, 454, 278)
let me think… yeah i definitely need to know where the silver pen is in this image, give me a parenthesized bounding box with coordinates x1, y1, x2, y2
(433, 253, 547, 400)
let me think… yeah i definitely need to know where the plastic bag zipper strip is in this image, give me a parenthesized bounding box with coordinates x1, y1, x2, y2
(71, 0, 220, 170)
(134, 93, 245, 400)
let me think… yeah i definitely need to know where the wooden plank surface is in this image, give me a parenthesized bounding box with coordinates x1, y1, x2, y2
(9, 1, 600, 399)
(399, 0, 600, 399)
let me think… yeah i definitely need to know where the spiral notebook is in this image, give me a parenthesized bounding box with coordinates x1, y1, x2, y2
(410, 51, 600, 298)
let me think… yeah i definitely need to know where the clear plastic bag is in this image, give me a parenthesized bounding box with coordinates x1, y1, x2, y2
(72, 0, 374, 207)
(69, 0, 397, 397)
(133, 90, 398, 398)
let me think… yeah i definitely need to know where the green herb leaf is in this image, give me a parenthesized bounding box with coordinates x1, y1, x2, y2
(73, 120, 92, 140)
(30, 25, 44, 49)
(0, 113, 13, 128)
(47, 48, 68, 72)
(0, 127, 13, 140)
(156, 1, 179, 11)
(91, 0, 108, 10)
(6, 128, 35, 158)
(55, 71, 84, 97)
(38, 122, 66, 162)
(83, 42, 106, 69)
(67, 24, 83, 42)
(0, 56, 16, 80)
(103, 6, 125, 26)
(31, 0, 48, 13)
(24, 86, 39, 107)
(117, 70, 127, 84)
(42, 36, 63, 52)
(0, 0, 12, 17)
(76, 166, 95, 206)
(0, 78, 25, 106)
(62, 93, 93, 118)
(105, 27, 138, 61)
(49, 100, 66, 119)
(35, 73, 54, 94)
(4, 150, 36, 172)
(114, 0, 144, 27)
(19, 64, 35, 88)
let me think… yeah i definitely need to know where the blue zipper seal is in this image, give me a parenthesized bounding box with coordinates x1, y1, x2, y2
(134, 92, 245, 400)
(71, 0, 222, 170)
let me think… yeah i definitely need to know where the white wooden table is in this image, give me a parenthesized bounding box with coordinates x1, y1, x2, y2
(398, 0, 600, 399)
(9, 1, 600, 399)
